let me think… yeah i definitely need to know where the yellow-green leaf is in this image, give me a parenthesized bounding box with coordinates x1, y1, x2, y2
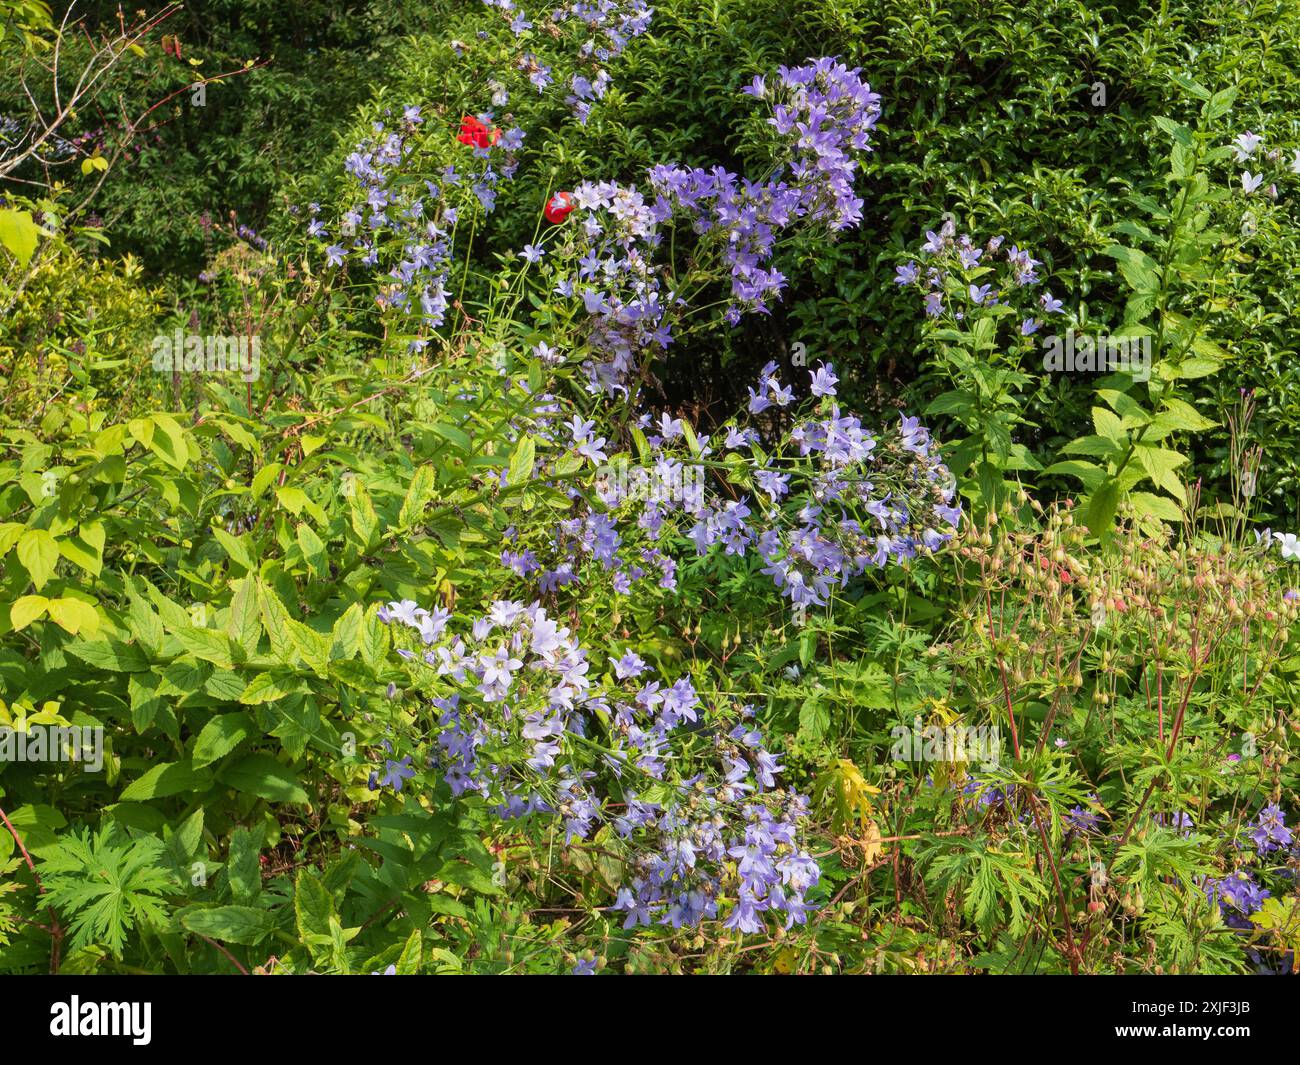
(16, 528, 59, 590)
(46, 597, 100, 637)
(10, 595, 49, 630)
(0, 208, 40, 265)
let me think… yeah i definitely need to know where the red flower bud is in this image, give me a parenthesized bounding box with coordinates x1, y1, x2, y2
(544, 191, 575, 224)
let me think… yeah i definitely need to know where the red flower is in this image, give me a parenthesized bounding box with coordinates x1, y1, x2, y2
(457, 115, 499, 149)
(544, 191, 575, 224)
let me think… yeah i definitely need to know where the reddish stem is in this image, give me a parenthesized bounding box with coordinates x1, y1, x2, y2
(0, 803, 63, 972)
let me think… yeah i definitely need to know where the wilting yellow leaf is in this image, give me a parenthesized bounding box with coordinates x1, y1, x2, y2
(813, 758, 880, 834)
(859, 819, 883, 864)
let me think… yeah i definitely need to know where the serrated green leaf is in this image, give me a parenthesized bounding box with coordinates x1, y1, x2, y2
(67, 638, 151, 672)
(395, 928, 422, 974)
(296, 523, 327, 577)
(330, 603, 363, 660)
(507, 435, 536, 487)
(399, 466, 436, 527)
(227, 825, 263, 903)
(212, 527, 255, 573)
(225, 577, 261, 657)
(238, 671, 301, 705)
(181, 905, 274, 945)
(192, 711, 256, 768)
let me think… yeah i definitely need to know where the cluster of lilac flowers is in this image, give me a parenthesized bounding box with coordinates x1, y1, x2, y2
(501, 521, 682, 599)
(615, 782, 820, 933)
(1195, 804, 1299, 974)
(1199, 804, 1294, 940)
(486, 384, 683, 599)
(1247, 802, 1293, 854)
(749, 58, 881, 232)
(894, 219, 1064, 337)
(518, 59, 881, 393)
(644, 59, 881, 324)
(961, 777, 1018, 811)
(542, 178, 672, 396)
(1065, 797, 1104, 834)
(236, 223, 269, 253)
(745, 365, 960, 607)
(314, 106, 524, 341)
(1204, 871, 1271, 928)
(375, 597, 820, 932)
(503, 360, 961, 614)
(481, 0, 653, 123)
